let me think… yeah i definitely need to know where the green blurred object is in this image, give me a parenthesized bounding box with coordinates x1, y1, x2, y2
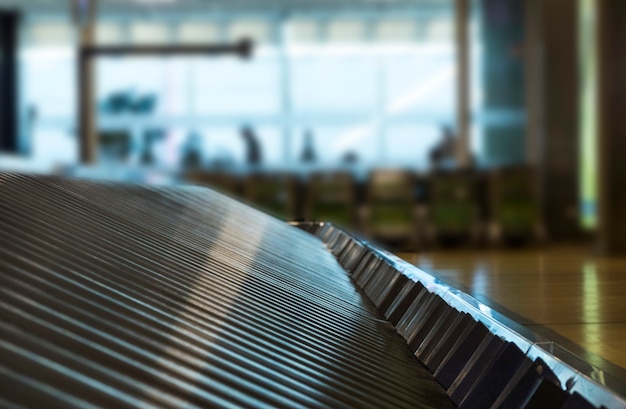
(432, 203, 475, 231)
(429, 171, 477, 244)
(307, 172, 355, 229)
(364, 169, 417, 249)
(245, 173, 296, 221)
(490, 166, 541, 243)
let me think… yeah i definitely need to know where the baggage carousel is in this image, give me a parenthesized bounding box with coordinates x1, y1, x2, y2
(0, 174, 624, 408)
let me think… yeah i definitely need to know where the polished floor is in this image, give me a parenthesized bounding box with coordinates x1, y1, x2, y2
(398, 245, 626, 382)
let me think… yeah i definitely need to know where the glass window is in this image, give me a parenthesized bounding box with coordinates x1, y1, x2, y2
(383, 46, 455, 118)
(289, 48, 378, 114)
(29, 22, 74, 46)
(384, 125, 442, 168)
(227, 20, 271, 44)
(177, 22, 221, 44)
(290, 125, 378, 165)
(326, 19, 366, 43)
(130, 22, 170, 44)
(97, 56, 186, 117)
(96, 22, 125, 45)
(22, 48, 76, 120)
(20, 45, 77, 165)
(425, 17, 454, 42)
(195, 126, 282, 167)
(191, 52, 281, 115)
(285, 19, 319, 44)
(17, 9, 459, 172)
(375, 19, 417, 43)
(197, 127, 245, 166)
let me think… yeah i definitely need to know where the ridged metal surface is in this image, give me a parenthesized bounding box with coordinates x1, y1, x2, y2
(0, 173, 454, 409)
(296, 221, 626, 409)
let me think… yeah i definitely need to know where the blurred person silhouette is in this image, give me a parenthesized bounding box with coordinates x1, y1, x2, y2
(240, 125, 261, 166)
(430, 125, 458, 170)
(300, 129, 316, 163)
(140, 129, 165, 166)
(25, 105, 38, 155)
(180, 131, 203, 169)
(342, 151, 358, 164)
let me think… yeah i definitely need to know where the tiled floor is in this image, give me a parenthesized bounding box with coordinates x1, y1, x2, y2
(398, 245, 626, 382)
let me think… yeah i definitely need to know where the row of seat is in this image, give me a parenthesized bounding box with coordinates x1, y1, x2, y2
(185, 166, 543, 250)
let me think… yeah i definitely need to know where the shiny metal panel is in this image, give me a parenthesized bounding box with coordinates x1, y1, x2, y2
(297, 221, 626, 409)
(0, 174, 454, 409)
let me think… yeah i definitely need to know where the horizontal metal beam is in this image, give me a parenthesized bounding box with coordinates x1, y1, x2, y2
(80, 39, 252, 58)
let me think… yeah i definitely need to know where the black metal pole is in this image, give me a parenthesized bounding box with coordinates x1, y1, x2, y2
(0, 10, 19, 153)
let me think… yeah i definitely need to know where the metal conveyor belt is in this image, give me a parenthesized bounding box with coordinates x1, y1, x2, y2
(0, 173, 455, 409)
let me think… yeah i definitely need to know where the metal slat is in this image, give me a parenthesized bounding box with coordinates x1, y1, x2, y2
(0, 173, 454, 409)
(298, 221, 626, 409)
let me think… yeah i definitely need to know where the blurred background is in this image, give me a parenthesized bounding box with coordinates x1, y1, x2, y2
(0, 0, 623, 252)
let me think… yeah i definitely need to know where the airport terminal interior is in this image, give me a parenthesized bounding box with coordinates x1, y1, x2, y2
(1, 0, 626, 408)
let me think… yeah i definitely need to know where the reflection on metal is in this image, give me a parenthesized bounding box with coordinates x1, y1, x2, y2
(0, 174, 454, 408)
(295, 221, 626, 409)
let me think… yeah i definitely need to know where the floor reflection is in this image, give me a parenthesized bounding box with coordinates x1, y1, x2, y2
(399, 246, 626, 372)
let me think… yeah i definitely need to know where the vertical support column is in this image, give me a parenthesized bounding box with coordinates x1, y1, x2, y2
(597, 0, 626, 254)
(76, 0, 98, 164)
(480, 0, 526, 166)
(455, 0, 471, 168)
(540, 0, 581, 239)
(525, 0, 543, 166)
(0, 11, 19, 153)
(525, 0, 544, 235)
(277, 14, 292, 165)
(579, 0, 598, 229)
